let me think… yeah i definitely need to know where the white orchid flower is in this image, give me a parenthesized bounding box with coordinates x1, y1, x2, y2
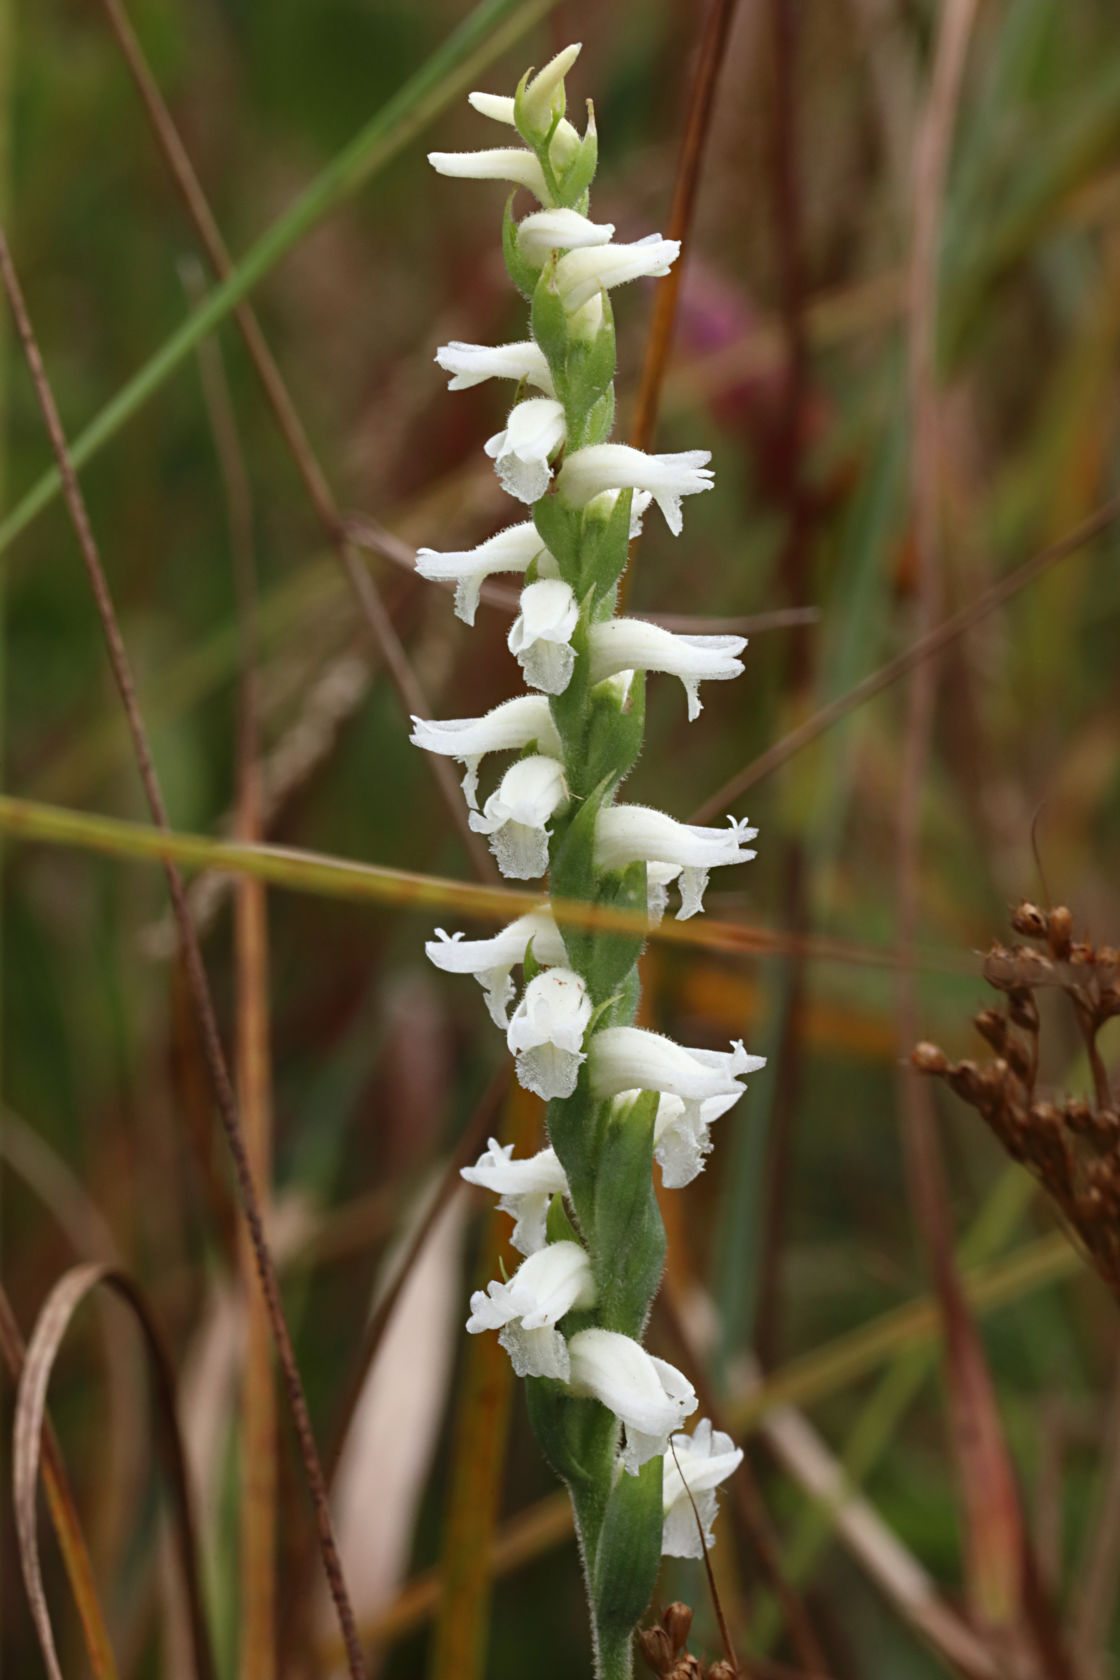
(558, 444, 714, 536)
(508, 578, 580, 695)
(591, 1030, 765, 1138)
(460, 1135, 570, 1255)
(507, 968, 592, 1100)
(469, 754, 568, 879)
(414, 520, 557, 628)
(409, 695, 562, 809)
(517, 208, 616, 264)
(485, 397, 568, 503)
(566, 1329, 697, 1473)
(426, 908, 567, 1026)
(467, 1239, 594, 1380)
(428, 147, 549, 202)
(556, 235, 680, 312)
(435, 339, 554, 396)
(590, 620, 746, 721)
(613, 1089, 742, 1188)
(594, 806, 758, 920)
(661, 1418, 743, 1558)
(468, 43, 582, 135)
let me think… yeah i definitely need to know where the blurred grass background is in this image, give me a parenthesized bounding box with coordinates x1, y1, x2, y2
(2, 1, 1120, 1676)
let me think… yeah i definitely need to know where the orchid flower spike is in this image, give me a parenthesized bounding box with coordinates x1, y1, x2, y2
(485, 397, 568, 503)
(567, 1329, 697, 1473)
(591, 1029, 765, 1132)
(595, 806, 758, 920)
(557, 444, 714, 535)
(435, 339, 554, 395)
(428, 146, 549, 202)
(414, 520, 557, 627)
(460, 1136, 570, 1255)
(590, 620, 746, 721)
(508, 579, 580, 694)
(467, 1239, 595, 1380)
(468, 754, 568, 878)
(425, 908, 567, 1027)
(556, 234, 680, 311)
(409, 695, 562, 809)
(507, 968, 592, 1100)
(661, 1419, 743, 1558)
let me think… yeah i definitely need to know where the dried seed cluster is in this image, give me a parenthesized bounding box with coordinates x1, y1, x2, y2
(913, 903, 1120, 1299)
(637, 1601, 736, 1680)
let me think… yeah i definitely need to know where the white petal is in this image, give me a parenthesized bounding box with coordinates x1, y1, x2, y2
(410, 696, 561, 807)
(508, 578, 580, 695)
(661, 1418, 743, 1558)
(567, 1330, 697, 1472)
(415, 521, 552, 626)
(507, 968, 592, 1099)
(426, 909, 565, 1026)
(591, 1028, 763, 1111)
(517, 208, 616, 264)
(435, 339, 554, 395)
(467, 90, 516, 124)
(520, 42, 582, 132)
(590, 621, 746, 720)
(467, 1240, 593, 1379)
(594, 807, 757, 919)
(468, 755, 567, 879)
(558, 444, 714, 535)
(485, 398, 567, 504)
(556, 235, 680, 311)
(460, 1138, 570, 1256)
(428, 148, 549, 201)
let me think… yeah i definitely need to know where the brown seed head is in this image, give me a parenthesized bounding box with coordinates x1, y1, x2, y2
(1008, 988, 1039, 1032)
(706, 1664, 738, 1680)
(668, 1657, 703, 1680)
(637, 1626, 675, 1675)
(973, 1008, 1007, 1051)
(662, 1603, 693, 1654)
(1064, 1097, 1093, 1134)
(1047, 906, 1073, 960)
(911, 1041, 948, 1075)
(1011, 902, 1048, 940)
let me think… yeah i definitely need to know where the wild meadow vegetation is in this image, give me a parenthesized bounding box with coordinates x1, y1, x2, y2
(2, 2, 1120, 1677)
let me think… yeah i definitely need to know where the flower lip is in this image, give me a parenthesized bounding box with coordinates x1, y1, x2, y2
(468, 754, 568, 879)
(414, 520, 554, 628)
(409, 694, 562, 808)
(557, 444, 714, 536)
(507, 967, 592, 1100)
(508, 578, 580, 695)
(589, 619, 746, 721)
(485, 397, 567, 504)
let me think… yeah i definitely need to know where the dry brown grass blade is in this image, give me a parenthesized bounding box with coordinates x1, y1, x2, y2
(0, 222, 366, 1679)
(96, 0, 496, 883)
(689, 491, 1120, 823)
(427, 1081, 538, 1679)
(0, 1283, 120, 1680)
(11, 1263, 216, 1680)
(189, 267, 278, 1680)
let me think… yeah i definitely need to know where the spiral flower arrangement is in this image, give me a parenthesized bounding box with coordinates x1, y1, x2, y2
(413, 45, 762, 1677)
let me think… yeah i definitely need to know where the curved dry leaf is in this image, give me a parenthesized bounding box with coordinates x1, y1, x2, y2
(12, 1261, 217, 1680)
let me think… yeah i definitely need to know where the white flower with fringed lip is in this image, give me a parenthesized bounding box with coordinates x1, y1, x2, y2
(590, 619, 746, 721)
(435, 339, 554, 395)
(425, 908, 567, 1028)
(508, 578, 580, 694)
(612, 1088, 743, 1189)
(468, 754, 568, 879)
(594, 805, 758, 920)
(486, 397, 568, 503)
(566, 1329, 697, 1473)
(507, 968, 592, 1100)
(557, 444, 714, 535)
(661, 1418, 743, 1558)
(414, 521, 557, 627)
(409, 695, 562, 809)
(517, 208, 616, 264)
(460, 1136, 570, 1255)
(467, 1239, 595, 1380)
(556, 235, 680, 311)
(591, 1030, 765, 1136)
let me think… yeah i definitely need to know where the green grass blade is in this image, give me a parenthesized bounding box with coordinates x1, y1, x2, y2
(0, 0, 555, 558)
